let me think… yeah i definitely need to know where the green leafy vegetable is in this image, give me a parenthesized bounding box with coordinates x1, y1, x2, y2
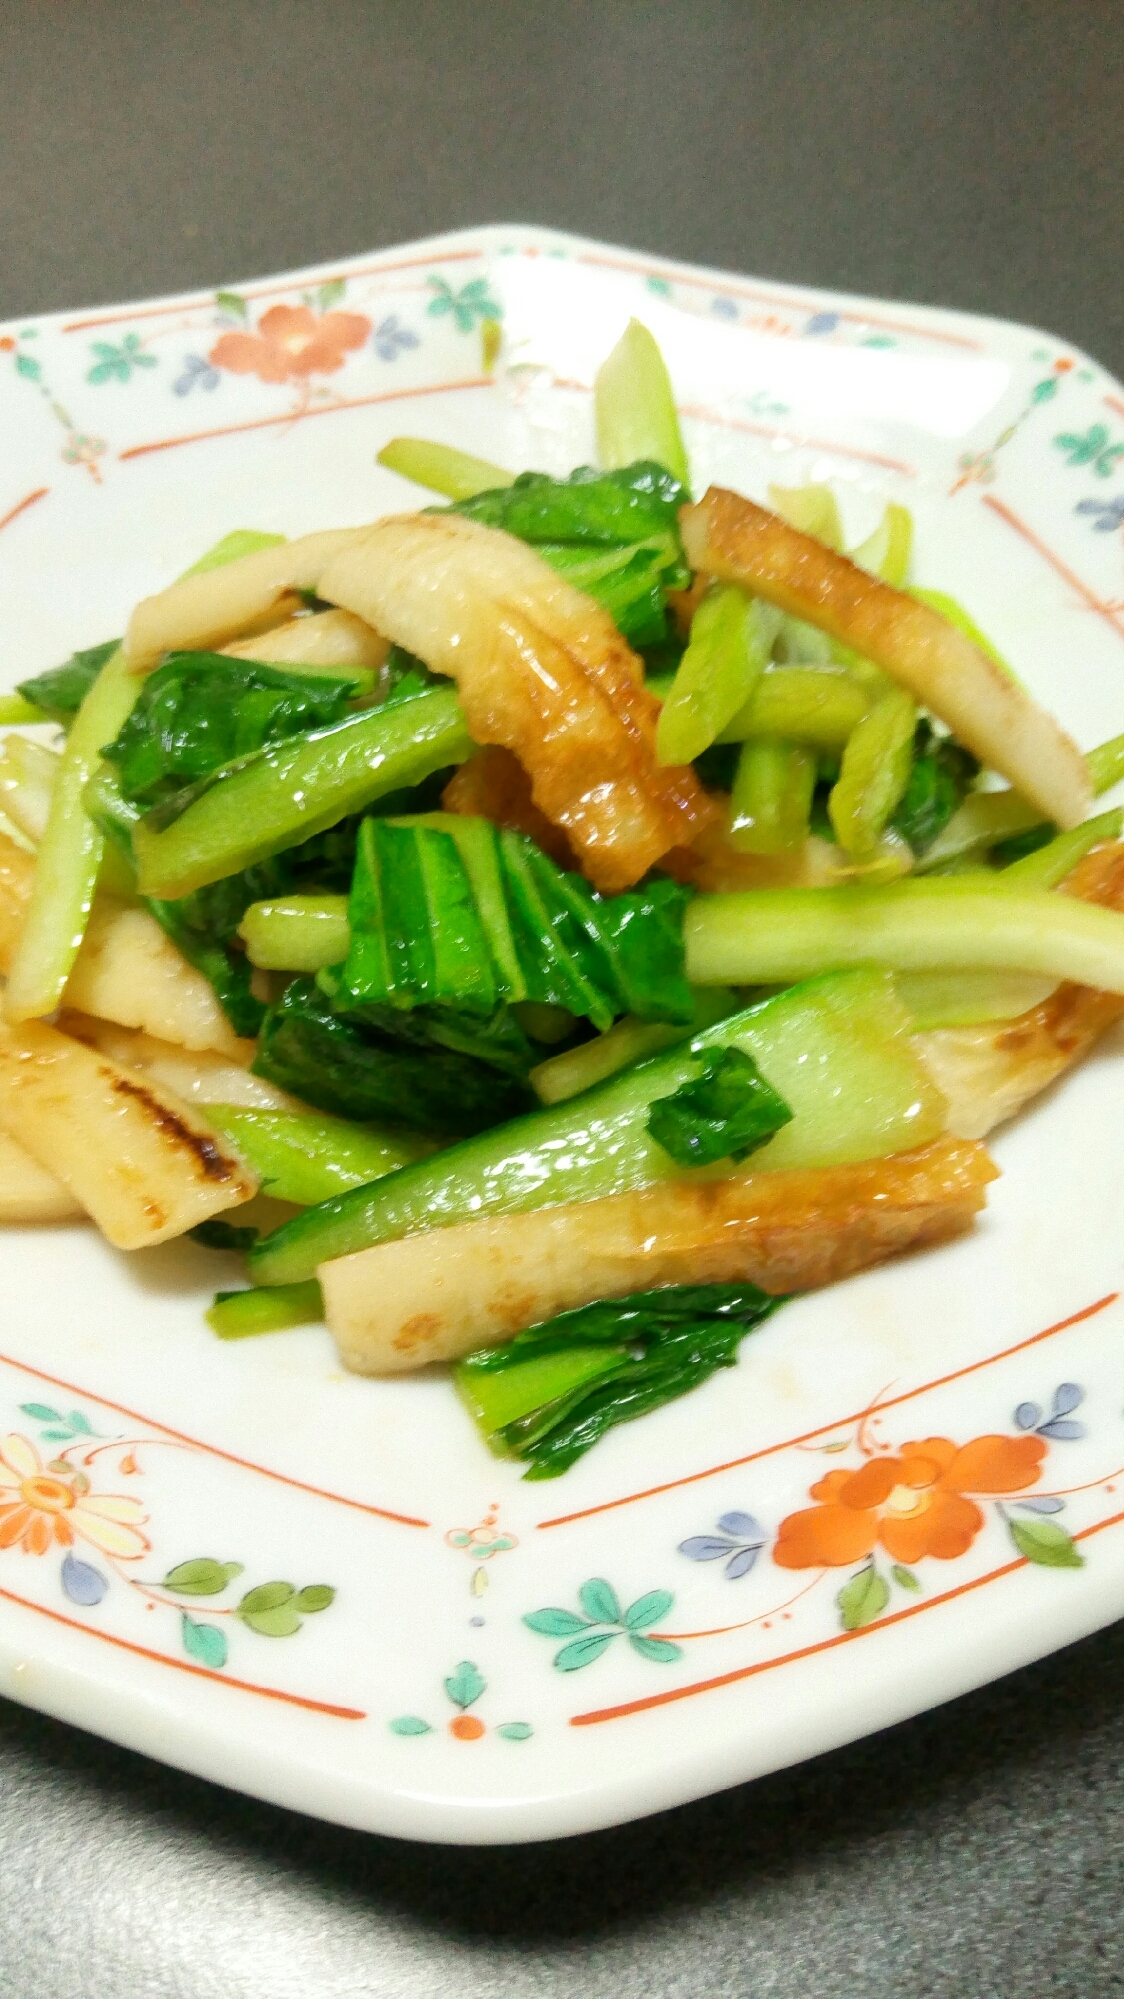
(454, 1283, 785, 1478)
(17, 639, 120, 726)
(250, 968, 943, 1285)
(446, 461, 689, 644)
(891, 722, 980, 855)
(252, 977, 530, 1135)
(646, 1046, 793, 1165)
(131, 685, 472, 898)
(101, 652, 358, 810)
(188, 1217, 259, 1252)
(449, 460, 687, 548)
(336, 815, 694, 1032)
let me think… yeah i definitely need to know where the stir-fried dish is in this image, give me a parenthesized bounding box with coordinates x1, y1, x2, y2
(4, 318, 1124, 1479)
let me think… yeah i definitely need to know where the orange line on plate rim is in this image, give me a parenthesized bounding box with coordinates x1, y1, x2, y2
(982, 494, 1124, 641)
(573, 250, 983, 350)
(60, 249, 485, 333)
(117, 377, 493, 461)
(536, 1293, 1118, 1529)
(0, 1348, 429, 1528)
(568, 1501, 1124, 1727)
(0, 1579, 365, 1717)
(0, 487, 49, 534)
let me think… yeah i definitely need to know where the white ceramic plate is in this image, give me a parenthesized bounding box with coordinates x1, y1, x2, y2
(4, 226, 1124, 1846)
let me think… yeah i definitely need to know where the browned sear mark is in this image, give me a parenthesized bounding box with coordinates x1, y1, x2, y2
(110, 1074, 235, 1181)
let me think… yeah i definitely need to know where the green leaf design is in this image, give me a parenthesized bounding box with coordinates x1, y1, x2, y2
(622, 1589, 674, 1633)
(891, 1565, 922, 1592)
(239, 1602, 303, 1637)
(837, 1566, 891, 1631)
(553, 1631, 615, 1672)
(579, 1578, 622, 1625)
(1008, 1517, 1085, 1568)
(523, 1607, 591, 1637)
(628, 1634, 683, 1664)
(317, 278, 346, 311)
(444, 1660, 486, 1710)
(19, 1403, 62, 1423)
(40, 1430, 73, 1443)
(66, 1411, 95, 1435)
(496, 1722, 533, 1741)
(294, 1584, 335, 1613)
(390, 1715, 432, 1736)
(14, 353, 42, 381)
(216, 289, 248, 320)
(163, 1558, 244, 1597)
(181, 1614, 228, 1670)
(238, 1580, 295, 1614)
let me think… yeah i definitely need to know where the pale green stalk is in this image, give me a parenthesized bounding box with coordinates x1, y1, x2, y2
(1087, 732, 1124, 795)
(768, 483, 844, 550)
(240, 894, 350, 971)
(850, 503, 913, 586)
(529, 988, 737, 1106)
(685, 880, 1124, 993)
(717, 667, 870, 750)
(0, 696, 48, 726)
(656, 589, 779, 765)
(729, 740, 816, 854)
(594, 319, 690, 487)
(997, 808, 1124, 889)
(829, 686, 916, 856)
(377, 438, 514, 500)
(5, 649, 140, 1018)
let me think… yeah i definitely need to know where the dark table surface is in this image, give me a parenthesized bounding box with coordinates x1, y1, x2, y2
(2, 4, 1123, 1993)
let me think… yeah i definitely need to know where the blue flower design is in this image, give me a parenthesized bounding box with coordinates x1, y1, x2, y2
(679, 1510, 767, 1580)
(711, 296, 738, 320)
(1076, 496, 1124, 532)
(805, 311, 839, 336)
(373, 316, 420, 362)
(1014, 1382, 1087, 1442)
(174, 354, 221, 396)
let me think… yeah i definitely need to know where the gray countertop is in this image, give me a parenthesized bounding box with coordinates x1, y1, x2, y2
(2, 4, 1123, 1993)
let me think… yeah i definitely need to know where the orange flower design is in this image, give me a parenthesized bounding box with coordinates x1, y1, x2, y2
(774, 1433, 1047, 1570)
(0, 1433, 149, 1560)
(209, 304, 370, 385)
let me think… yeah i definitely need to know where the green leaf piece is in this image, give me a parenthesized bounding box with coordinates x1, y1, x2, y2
(891, 1565, 922, 1592)
(1008, 1518, 1085, 1568)
(163, 1558, 243, 1597)
(317, 278, 346, 311)
(294, 1584, 335, 1613)
(496, 1722, 534, 1741)
(622, 1589, 674, 1632)
(837, 1566, 891, 1631)
(646, 1046, 793, 1166)
(215, 289, 248, 320)
(553, 1631, 615, 1672)
(181, 1614, 229, 1670)
(444, 1660, 486, 1710)
(522, 1608, 592, 1637)
(390, 1715, 433, 1736)
(628, 1634, 683, 1664)
(19, 1403, 62, 1424)
(579, 1578, 622, 1625)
